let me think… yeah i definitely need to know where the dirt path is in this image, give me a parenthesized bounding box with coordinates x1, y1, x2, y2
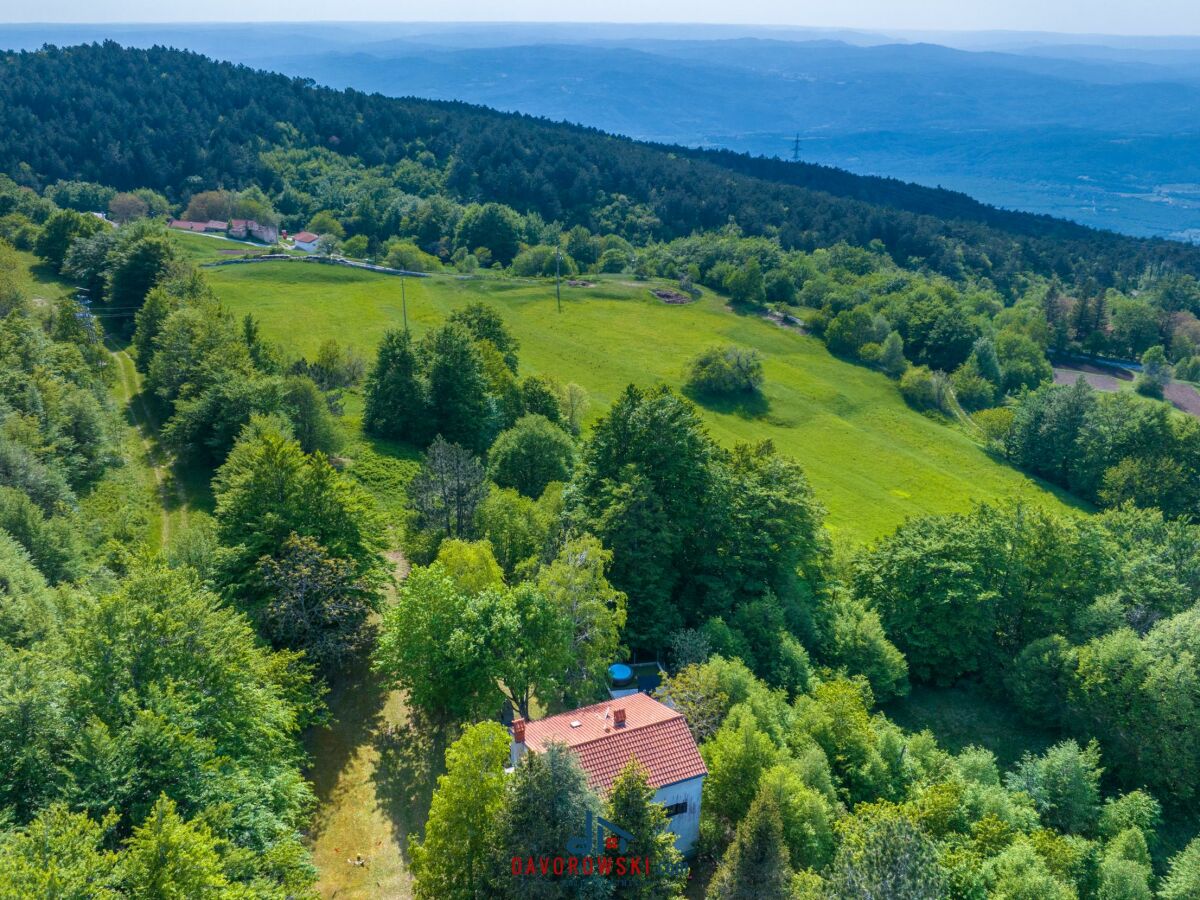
(305, 548, 436, 900)
(107, 343, 188, 545)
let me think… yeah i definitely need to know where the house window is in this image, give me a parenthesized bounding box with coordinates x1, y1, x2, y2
(662, 801, 688, 818)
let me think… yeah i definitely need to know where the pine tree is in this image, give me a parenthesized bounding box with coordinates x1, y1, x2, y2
(604, 761, 686, 900)
(363, 328, 428, 443)
(706, 791, 795, 899)
(422, 322, 493, 452)
(490, 744, 613, 899)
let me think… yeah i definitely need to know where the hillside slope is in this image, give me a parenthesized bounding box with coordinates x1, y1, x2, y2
(203, 259, 1080, 540)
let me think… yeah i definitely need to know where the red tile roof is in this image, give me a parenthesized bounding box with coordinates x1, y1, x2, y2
(168, 219, 207, 232)
(521, 693, 706, 794)
(292, 231, 319, 243)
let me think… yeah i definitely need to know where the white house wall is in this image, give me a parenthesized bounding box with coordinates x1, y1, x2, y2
(652, 775, 704, 855)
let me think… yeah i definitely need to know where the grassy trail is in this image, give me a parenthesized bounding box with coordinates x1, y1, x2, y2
(305, 553, 435, 900)
(106, 342, 188, 545)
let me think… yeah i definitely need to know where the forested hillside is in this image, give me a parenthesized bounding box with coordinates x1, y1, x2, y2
(3, 42, 1200, 292)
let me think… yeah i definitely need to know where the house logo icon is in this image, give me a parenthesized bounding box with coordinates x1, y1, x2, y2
(566, 810, 634, 856)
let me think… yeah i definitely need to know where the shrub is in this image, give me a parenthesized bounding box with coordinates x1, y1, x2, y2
(511, 245, 577, 277)
(384, 239, 441, 272)
(973, 407, 1015, 444)
(685, 345, 765, 396)
(900, 365, 940, 410)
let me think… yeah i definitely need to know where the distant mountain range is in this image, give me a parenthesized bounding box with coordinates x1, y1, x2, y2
(3, 22, 1199, 241)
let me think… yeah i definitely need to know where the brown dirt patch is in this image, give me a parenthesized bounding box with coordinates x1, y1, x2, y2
(566, 279, 594, 287)
(1055, 364, 1200, 419)
(1165, 381, 1200, 416)
(651, 288, 694, 304)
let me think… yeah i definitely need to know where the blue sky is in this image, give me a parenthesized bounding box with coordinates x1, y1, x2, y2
(5, 1, 1199, 35)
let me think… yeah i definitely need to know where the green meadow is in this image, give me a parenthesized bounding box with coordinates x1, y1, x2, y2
(204, 260, 1081, 542)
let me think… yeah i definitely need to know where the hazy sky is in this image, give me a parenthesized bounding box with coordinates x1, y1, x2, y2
(4, 1, 1199, 35)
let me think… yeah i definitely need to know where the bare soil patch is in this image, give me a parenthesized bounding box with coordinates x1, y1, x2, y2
(1053, 366, 1128, 392)
(566, 279, 594, 287)
(651, 288, 694, 304)
(1165, 381, 1200, 416)
(1055, 363, 1200, 418)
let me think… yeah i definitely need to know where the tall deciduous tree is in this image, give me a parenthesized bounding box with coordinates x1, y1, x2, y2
(257, 533, 375, 675)
(825, 804, 945, 900)
(412, 722, 511, 900)
(536, 535, 627, 704)
(488, 414, 575, 499)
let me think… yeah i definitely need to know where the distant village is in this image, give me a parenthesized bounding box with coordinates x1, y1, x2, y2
(166, 216, 320, 252)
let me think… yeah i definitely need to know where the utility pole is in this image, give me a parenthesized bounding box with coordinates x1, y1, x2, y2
(555, 246, 562, 314)
(401, 275, 408, 332)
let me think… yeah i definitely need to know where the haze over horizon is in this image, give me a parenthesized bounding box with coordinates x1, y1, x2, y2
(5, 2, 1200, 37)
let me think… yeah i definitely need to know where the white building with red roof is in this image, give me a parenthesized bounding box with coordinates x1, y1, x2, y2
(511, 692, 707, 853)
(291, 231, 320, 253)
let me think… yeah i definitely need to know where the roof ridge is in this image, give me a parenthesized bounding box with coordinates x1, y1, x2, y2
(561, 714, 684, 751)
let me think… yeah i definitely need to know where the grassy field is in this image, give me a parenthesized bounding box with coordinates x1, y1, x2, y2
(205, 261, 1082, 543)
(166, 228, 279, 264)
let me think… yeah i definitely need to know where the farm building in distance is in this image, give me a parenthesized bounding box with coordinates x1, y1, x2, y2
(168, 217, 279, 243)
(291, 231, 320, 252)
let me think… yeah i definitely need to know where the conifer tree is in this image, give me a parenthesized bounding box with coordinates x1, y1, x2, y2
(706, 791, 795, 900)
(604, 760, 686, 900)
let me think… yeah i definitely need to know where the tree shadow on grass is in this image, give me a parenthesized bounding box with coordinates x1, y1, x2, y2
(371, 708, 449, 860)
(682, 385, 770, 420)
(303, 653, 392, 814)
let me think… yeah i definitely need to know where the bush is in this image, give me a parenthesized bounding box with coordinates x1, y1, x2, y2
(510, 245, 577, 277)
(825, 307, 874, 357)
(341, 234, 369, 258)
(1174, 355, 1200, 382)
(900, 365, 940, 410)
(764, 269, 796, 304)
(685, 345, 765, 396)
(879, 331, 908, 378)
(951, 366, 998, 411)
(973, 407, 1015, 444)
(384, 240, 441, 272)
(598, 247, 628, 273)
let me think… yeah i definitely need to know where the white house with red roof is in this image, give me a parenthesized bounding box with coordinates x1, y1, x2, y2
(291, 231, 320, 253)
(511, 692, 706, 853)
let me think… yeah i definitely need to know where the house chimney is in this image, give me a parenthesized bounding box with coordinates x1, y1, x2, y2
(613, 707, 626, 727)
(510, 717, 527, 768)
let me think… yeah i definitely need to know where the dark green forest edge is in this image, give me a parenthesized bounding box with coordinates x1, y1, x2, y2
(4, 40, 1200, 898)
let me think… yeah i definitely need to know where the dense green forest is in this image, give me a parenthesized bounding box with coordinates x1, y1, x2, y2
(4, 42, 1200, 294)
(6, 40, 1200, 899)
